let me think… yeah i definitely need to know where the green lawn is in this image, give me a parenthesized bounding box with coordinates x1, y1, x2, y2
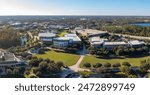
(80, 55, 150, 67)
(35, 50, 80, 66)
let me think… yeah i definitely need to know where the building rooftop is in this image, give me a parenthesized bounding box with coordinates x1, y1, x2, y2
(90, 37, 108, 45)
(65, 34, 77, 37)
(54, 37, 69, 41)
(103, 41, 128, 46)
(38, 32, 56, 38)
(0, 51, 18, 64)
(54, 34, 81, 42)
(76, 29, 108, 36)
(128, 40, 145, 46)
(65, 34, 81, 42)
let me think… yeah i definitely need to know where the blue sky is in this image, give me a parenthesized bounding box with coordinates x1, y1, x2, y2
(0, 0, 150, 15)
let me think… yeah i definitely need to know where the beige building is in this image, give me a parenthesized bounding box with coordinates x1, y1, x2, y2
(76, 29, 108, 37)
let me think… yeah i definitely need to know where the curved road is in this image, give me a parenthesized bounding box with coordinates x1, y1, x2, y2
(111, 33, 150, 40)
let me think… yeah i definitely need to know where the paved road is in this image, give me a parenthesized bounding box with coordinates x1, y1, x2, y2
(69, 44, 90, 72)
(69, 55, 90, 72)
(111, 33, 150, 40)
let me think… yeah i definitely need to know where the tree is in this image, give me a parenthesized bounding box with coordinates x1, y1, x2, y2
(142, 46, 149, 53)
(83, 63, 91, 68)
(29, 74, 38, 78)
(139, 62, 150, 76)
(112, 63, 121, 68)
(38, 62, 48, 73)
(32, 67, 39, 74)
(120, 66, 131, 76)
(128, 74, 137, 78)
(114, 46, 124, 56)
(38, 58, 44, 63)
(115, 49, 123, 56)
(38, 49, 45, 54)
(29, 58, 40, 67)
(6, 69, 13, 76)
(93, 63, 102, 68)
(122, 62, 131, 67)
(0, 27, 21, 49)
(56, 61, 64, 68)
(44, 58, 50, 63)
(104, 63, 111, 68)
(35, 71, 42, 77)
(13, 68, 20, 76)
(136, 48, 143, 53)
(79, 71, 91, 78)
(96, 67, 107, 73)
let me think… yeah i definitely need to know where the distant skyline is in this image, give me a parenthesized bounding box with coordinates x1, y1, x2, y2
(0, 0, 150, 16)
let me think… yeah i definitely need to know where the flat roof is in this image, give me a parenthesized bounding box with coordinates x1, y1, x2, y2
(104, 41, 128, 46)
(54, 37, 69, 41)
(65, 34, 77, 37)
(76, 29, 107, 36)
(128, 40, 145, 45)
(38, 32, 56, 38)
(54, 34, 81, 42)
(0, 51, 18, 64)
(90, 37, 101, 42)
(90, 37, 108, 45)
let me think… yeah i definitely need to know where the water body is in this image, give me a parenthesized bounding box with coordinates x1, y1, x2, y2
(131, 23, 150, 27)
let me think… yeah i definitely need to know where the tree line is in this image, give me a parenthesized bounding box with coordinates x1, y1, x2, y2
(103, 25, 150, 37)
(0, 27, 21, 49)
(88, 46, 149, 57)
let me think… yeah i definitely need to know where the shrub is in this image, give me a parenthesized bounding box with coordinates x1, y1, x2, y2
(128, 74, 137, 78)
(93, 63, 102, 68)
(113, 63, 121, 67)
(104, 62, 111, 68)
(38, 49, 45, 54)
(122, 62, 131, 67)
(83, 63, 91, 68)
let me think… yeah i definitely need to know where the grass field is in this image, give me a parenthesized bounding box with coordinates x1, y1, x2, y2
(80, 55, 150, 67)
(35, 50, 80, 66)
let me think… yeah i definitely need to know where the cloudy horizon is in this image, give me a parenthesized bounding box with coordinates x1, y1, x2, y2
(0, 0, 150, 16)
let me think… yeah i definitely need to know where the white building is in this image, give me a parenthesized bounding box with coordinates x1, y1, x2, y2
(38, 32, 56, 44)
(103, 41, 129, 50)
(89, 37, 108, 48)
(53, 37, 70, 47)
(53, 34, 81, 48)
(128, 40, 145, 47)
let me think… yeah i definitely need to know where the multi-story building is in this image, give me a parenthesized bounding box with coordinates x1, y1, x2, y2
(103, 42, 129, 50)
(89, 37, 108, 48)
(0, 51, 23, 75)
(38, 32, 56, 44)
(128, 40, 145, 48)
(53, 34, 81, 48)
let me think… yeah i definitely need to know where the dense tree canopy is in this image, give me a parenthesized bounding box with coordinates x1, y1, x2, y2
(0, 27, 21, 48)
(103, 25, 150, 37)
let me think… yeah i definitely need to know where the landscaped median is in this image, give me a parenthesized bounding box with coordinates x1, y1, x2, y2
(80, 55, 150, 68)
(34, 50, 80, 66)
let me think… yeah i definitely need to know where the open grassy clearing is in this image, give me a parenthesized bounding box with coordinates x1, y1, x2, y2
(35, 50, 80, 66)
